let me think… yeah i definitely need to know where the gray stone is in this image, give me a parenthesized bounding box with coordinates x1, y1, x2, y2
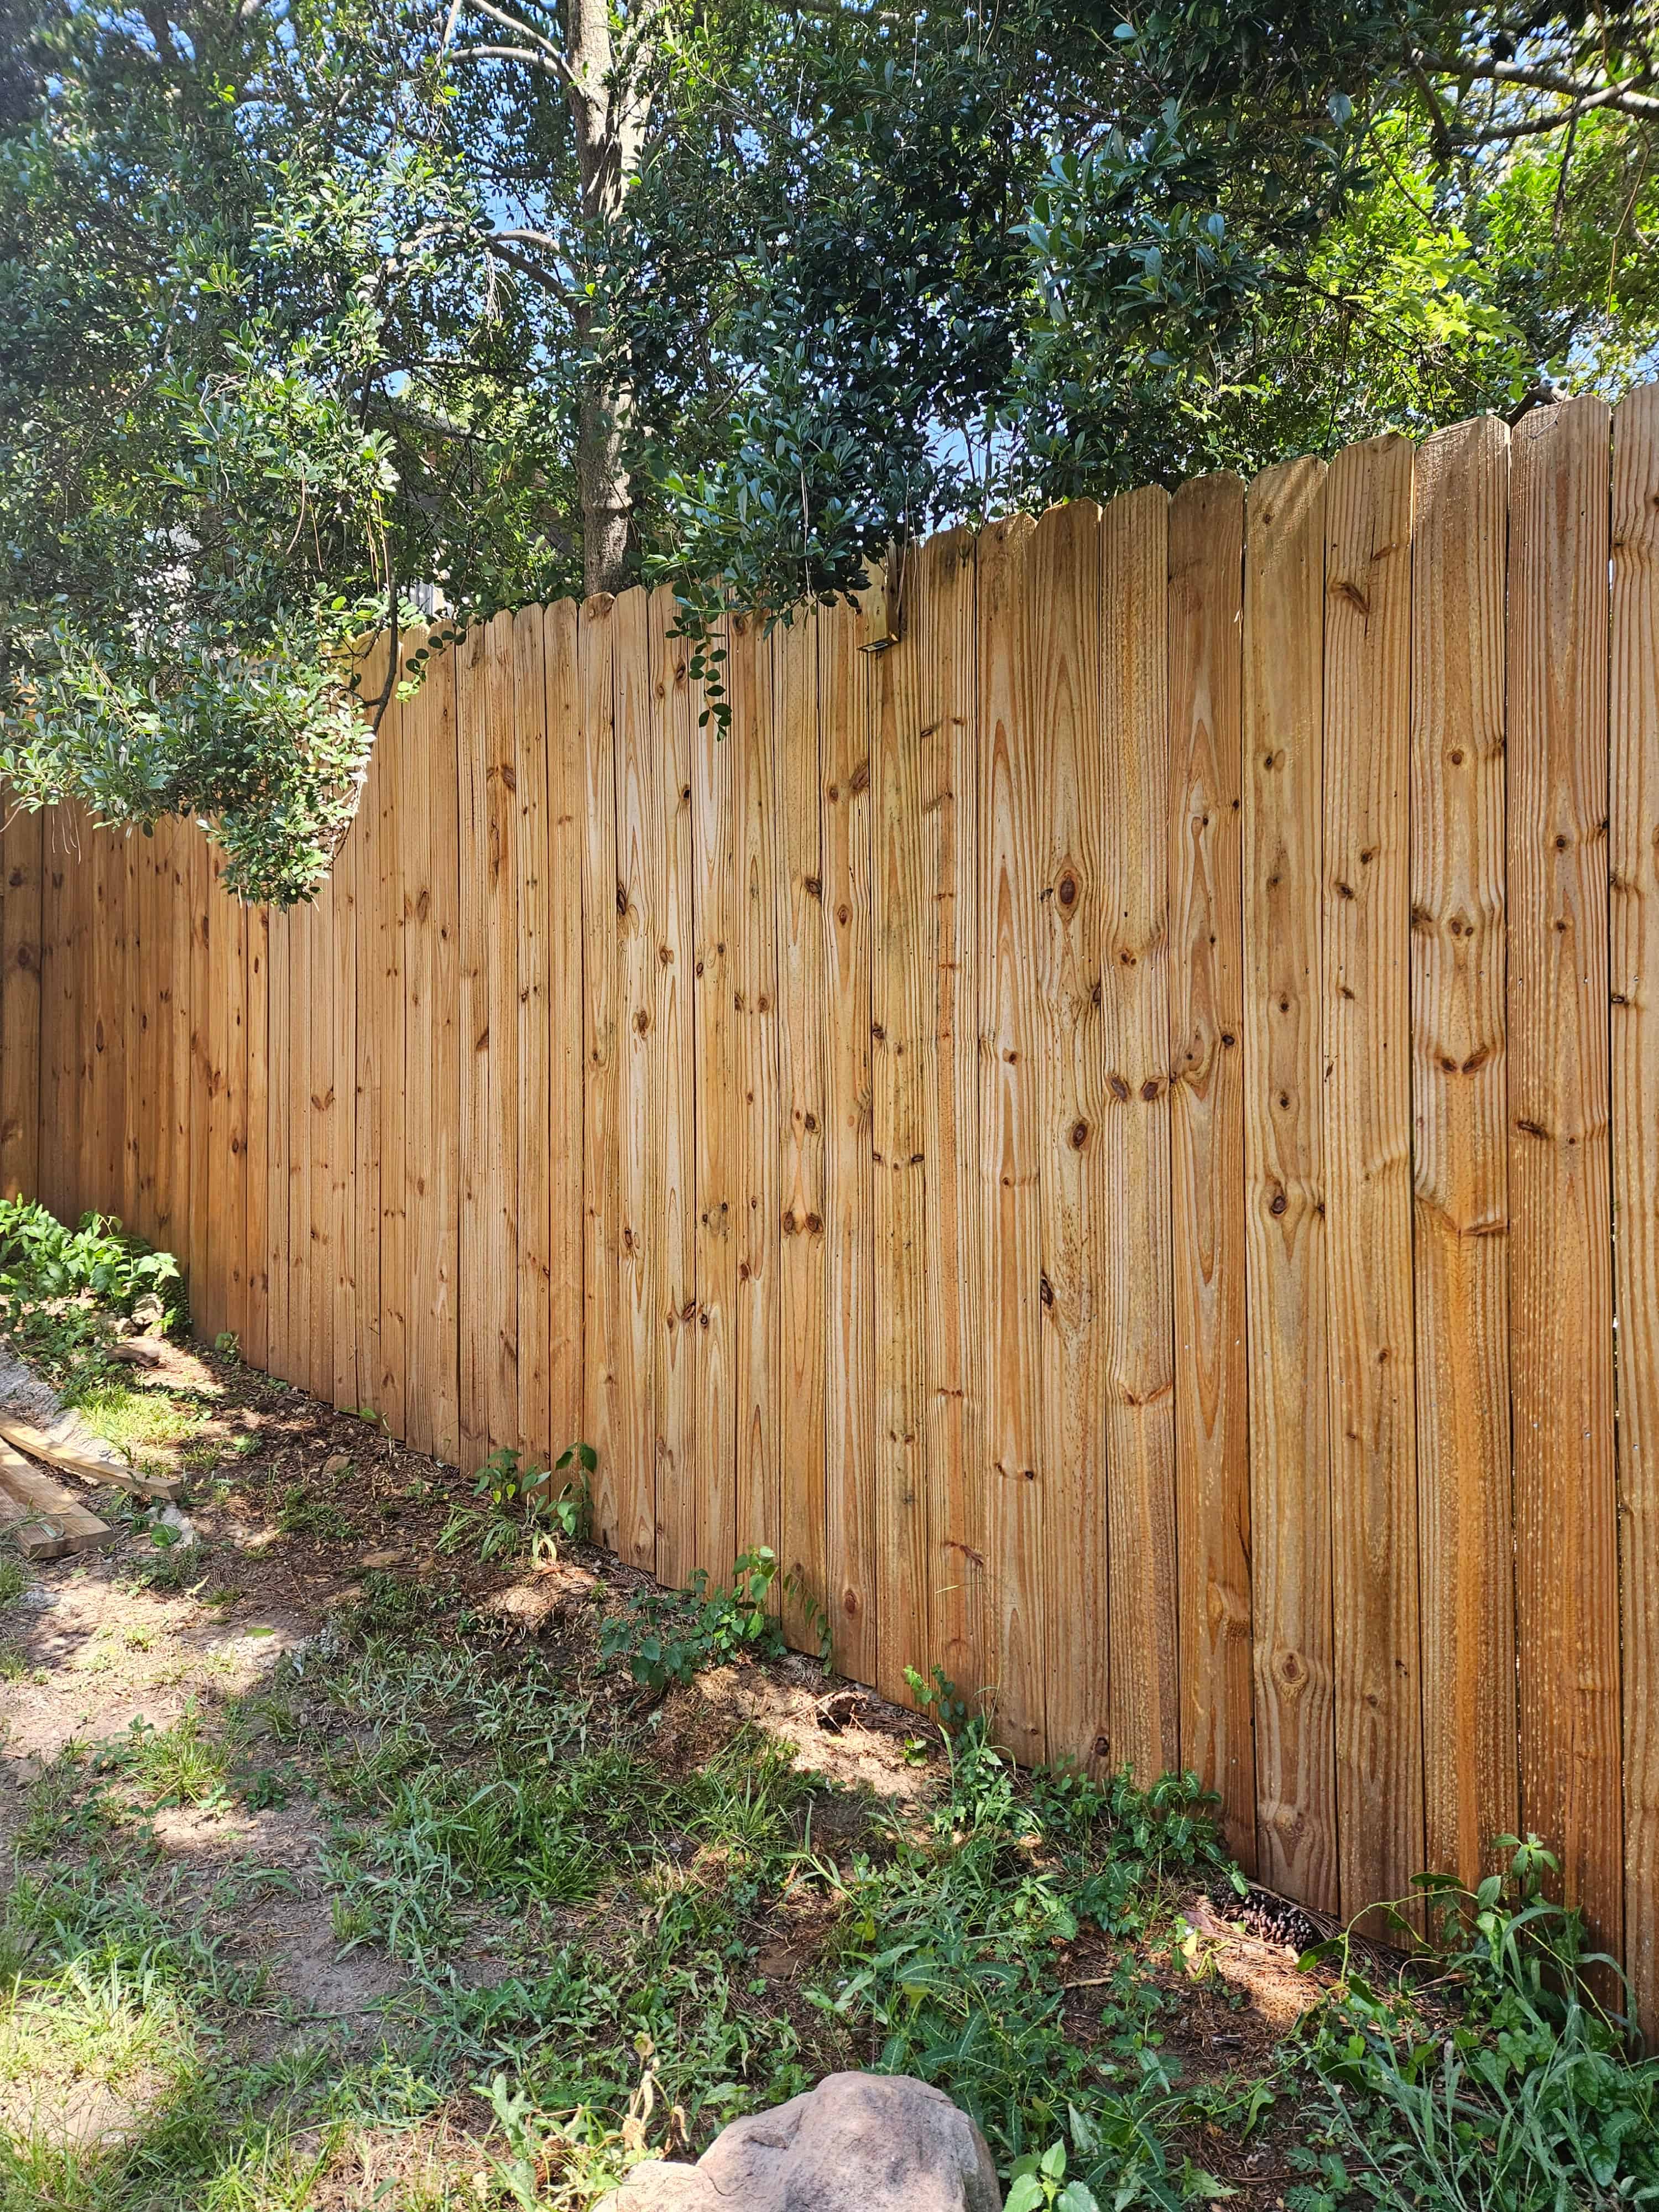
(595, 2072, 1001, 2211)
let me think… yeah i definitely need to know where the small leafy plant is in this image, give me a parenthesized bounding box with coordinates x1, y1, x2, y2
(598, 1547, 790, 1694)
(437, 1442, 594, 1567)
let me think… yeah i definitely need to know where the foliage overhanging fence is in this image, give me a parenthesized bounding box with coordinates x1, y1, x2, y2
(3, 388, 1659, 2028)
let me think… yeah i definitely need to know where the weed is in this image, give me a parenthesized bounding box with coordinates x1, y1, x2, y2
(598, 1546, 790, 1694)
(0, 1556, 27, 1609)
(275, 1482, 356, 1541)
(437, 1442, 594, 1567)
(118, 1708, 231, 1809)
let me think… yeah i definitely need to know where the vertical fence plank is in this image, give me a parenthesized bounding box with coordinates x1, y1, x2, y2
(265, 907, 291, 1389)
(775, 608, 827, 1642)
(821, 599, 877, 1678)
(484, 614, 521, 1454)
(1613, 382, 1659, 2040)
(1101, 486, 1179, 1784)
(921, 533, 984, 1699)
(371, 653, 407, 1437)
(161, 824, 192, 1282)
(331, 825, 359, 1410)
(1243, 456, 1337, 1911)
(406, 635, 462, 1464)
(1031, 500, 1108, 1767)
(350, 659, 387, 1425)
(735, 614, 781, 1580)
(36, 821, 76, 1223)
(187, 837, 216, 1343)
(1168, 473, 1254, 1869)
(91, 831, 128, 1212)
(1, 807, 41, 1201)
(651, 592, 698, 1588)
(458, 620, 492, 1465)
(245, 901, 269, 1373)
(1323, 434, 1423, 1919)
(1411, 416, 1517, 1892)
(691, 612, 738, 1588)
(615, 587, 659, 1566)
(978, 513, 1047, 1763)
(203, 855, 234, 1344)
(872, 561, 930, 1704)
(545, 602, 585, 1459)
(122, 830, 148, 1237)
(1508, 395, 1621, 1953)
(581, 596, 623, 1545)
(514, 606, 551, 1467)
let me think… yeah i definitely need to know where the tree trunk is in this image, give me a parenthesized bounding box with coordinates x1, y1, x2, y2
(566, 0, 650, 598)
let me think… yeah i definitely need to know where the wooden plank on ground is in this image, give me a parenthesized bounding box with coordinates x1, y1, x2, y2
(920, 531, 984, 1702)
(774, 606, 825, 1645)
(734, 613, 781, 1584)
(977, 512, 1046, 1765)
(614, 586, 658, 1567)
(820, 601, 875, 1677)
(1167, 472, 1254, 1870)
(0, 806, 41, 1201)
(1508, 395, 1621, 1953)
(1030, 499, 1108, 1768)
(1100, 484, 1178, 1786)
(0, 1421, 181, 1502)
(0, 1445, 114, 1555)
(653, 586, 698, 1590)
(1614, 382, 1659, 2042)
(1322, 433, 1422, 1921)
(514, 606, 551, 1468)
(872, 560, 930, 1705)
(1410, 415, 1517, 1893)
(544, 601, 585, 1459)
(1243, 455, 1337, 1912)
(581, 595, 623, 1546)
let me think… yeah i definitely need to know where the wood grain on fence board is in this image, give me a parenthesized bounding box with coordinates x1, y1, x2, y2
(483, 613, 522, 1457)
(0, 806, 41, 1203)
(371, 653, 408, 1437)
(1031, 498, 1108, 1770)
(349, 643, 387, 1416)
(188, 836, 215, 1354)
(977, 512, 1047, 1764)
(265, 906, 290, 1388)
(165, 827, 193, 1319)
(1243, 455, 1338, 1912)
(1101, 486, 1179, 1786)
(775, 607, 827, 1648)
(245, 900, 270, 1371)
(581, 595, 623, 1549)
(514, 604, 552, 1470)
(735, 614, 782, 1588)
(615, 587, 658, 1567)
(1167, 472, 1254, 1870)
(329, 826, 358, 1412)
(921, 531, 985, 1699)
(872, 549, 932, 1705)
(821, 598, 877, 1679)
(691, 610, 739, 1590)
(1611, 382, 1659, 2035)
(545, 601, 586, 1466)
(1410, 416, 1517, 1892)
(1507, 395, 1621, 1953)
(1322, 434, 1424, 1921)
(35, 825, 73, 1227)
(457, 618, 492, 1465)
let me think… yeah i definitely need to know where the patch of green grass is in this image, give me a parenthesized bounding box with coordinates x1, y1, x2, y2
(72, 1378, 207, 1456)
(0, 1556, 28, 1609)
(275, 1483, 356, 1542)
(117, 1709, 231, 1810)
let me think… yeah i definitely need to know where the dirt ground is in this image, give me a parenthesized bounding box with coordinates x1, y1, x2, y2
(0, 1340, 1338, 2209)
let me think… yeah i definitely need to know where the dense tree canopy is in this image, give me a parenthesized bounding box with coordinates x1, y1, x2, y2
(1, 0, 1655, 898)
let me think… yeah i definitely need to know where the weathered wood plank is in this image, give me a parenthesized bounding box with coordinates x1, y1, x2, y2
(1101, 484, 1178, 1786)
(977, 513, 1046, 1765)
(653, 589, 698, 1588)
(457, 618, 492, 1466)
(544, 601, 585, 1459)
(920, 532, 984, 1701)
(0, 806, 41, 1202)
(1322, 433, 1423, 1920)
(1243, 456, 1337, 1912)
(1031, 498, 1107, 1768)
(581, 595, 623, 1546)
(1507, 395, 1621, 1954)
(1167, 472, 1254, 1870)
(244, 898, 269, 1373)
(614, 586, 658, 1566)
(821, 599, 877, 1678)
(1410, 416, 1517, 1893)
(734, 614, 781, 1585)
(264, 905, 291, 1388)
(368, 644, 406, 1436)
(1614, 383, 1659, 2041)
(872, 559, 930, 1705)
(514, 605, 551, 1467)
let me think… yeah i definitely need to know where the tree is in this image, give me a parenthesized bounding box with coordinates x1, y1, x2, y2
(1, 0, 1653, 899)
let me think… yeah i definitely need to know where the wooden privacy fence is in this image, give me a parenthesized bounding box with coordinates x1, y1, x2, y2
(2, 387, 1659, 2026)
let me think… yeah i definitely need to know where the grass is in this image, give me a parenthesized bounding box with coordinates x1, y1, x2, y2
(5, 1568, 1656, 2212)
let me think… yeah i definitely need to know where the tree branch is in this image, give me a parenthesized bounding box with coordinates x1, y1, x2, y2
(1417, 46, 1659, 122)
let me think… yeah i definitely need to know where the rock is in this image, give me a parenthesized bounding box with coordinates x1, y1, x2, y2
(131, 1293, 166, 1332)
(595, 2073, 1001, 2211)
(321, 1452, 352, 1478)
